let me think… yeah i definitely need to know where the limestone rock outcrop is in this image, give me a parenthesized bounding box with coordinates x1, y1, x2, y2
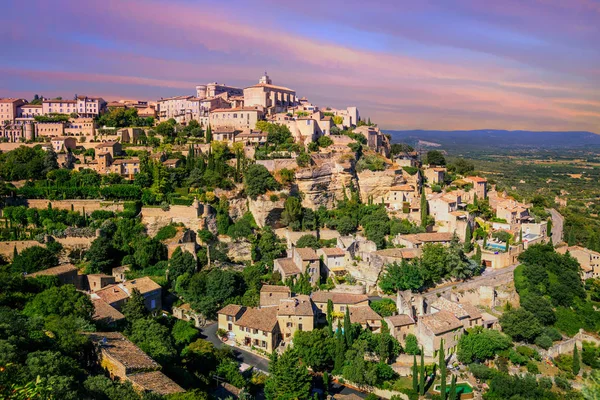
(295, 157, 356, 209)
(248, 194, 286, 228)
(356, 168, 406, 204)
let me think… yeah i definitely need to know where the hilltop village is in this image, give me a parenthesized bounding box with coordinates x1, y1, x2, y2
(0, 75, 599, 400)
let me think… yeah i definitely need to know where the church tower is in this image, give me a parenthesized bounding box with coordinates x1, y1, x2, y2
(259, 71, 272, 85)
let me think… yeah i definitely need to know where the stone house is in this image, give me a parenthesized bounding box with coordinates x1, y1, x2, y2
(463, 176, 488, 199)
(95, 141, 122, 157)
(424, 167, 446, 184)
(274, 247, 320, 285)
(417, 310, 464, 357)
(318, 247, 347, 277)
(394, 232, 454, 249)
(276, 295, 316, 344)
(429, 297, 483, 329)
(384, 314, 416, 344)
(26, 264, 80, 288)
(557, 245, 600, 280)
(91, 276, 162, 312)
(87, 274, 116, 292)
(172, 303, 206, 328)
(87, 332, 184, 396)
(260, 285, 291, 307)
(385, 184, 416, 211)
(91, 298, 125, 327)
(229, 306, 280, 353)
(50, 136, 77, 152)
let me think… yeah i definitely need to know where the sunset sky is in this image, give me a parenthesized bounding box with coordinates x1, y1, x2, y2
(2, 0, 599, 132)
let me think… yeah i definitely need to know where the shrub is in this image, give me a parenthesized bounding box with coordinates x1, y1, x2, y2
(554, 354, 573, 373)
(404, 334, 420, 355)
(469, 363, 497, 380)
(534, 334, 553, 350)
(155, 224, 178, 241)
(554, 374, 572, 390)
(526, 361, 540, 374)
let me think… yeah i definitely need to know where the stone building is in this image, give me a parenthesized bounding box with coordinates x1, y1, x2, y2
(417, 310, 464, 357)
(260, 285, 291, 307)
(274, 247, 321, 285)
(0, 98, 27, 123)
(243, 73, 297, 115)
(209, 106, 264, 131)
(87, 332, 184, 396)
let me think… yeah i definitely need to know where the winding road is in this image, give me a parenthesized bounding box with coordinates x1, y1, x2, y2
(546, 208, 564, 246)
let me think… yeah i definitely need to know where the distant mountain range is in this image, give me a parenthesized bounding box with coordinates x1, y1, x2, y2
(384, 130, 600, 151)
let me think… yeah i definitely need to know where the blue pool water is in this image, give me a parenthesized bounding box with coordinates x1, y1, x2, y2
(486, 242, 506, 251)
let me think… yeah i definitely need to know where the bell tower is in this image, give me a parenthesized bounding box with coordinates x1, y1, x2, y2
(259, 71, 272, 85)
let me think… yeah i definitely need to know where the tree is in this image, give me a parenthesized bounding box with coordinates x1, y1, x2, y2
(205, 124, 212, 142)
(448, 375, 457, 400)
(457, 328, 512, 364)
(464, 223, 473, 252)
(244, 164, 280, 199)
(293, 329, 335, 372)
(404, 334, 420, 355)
(326, 299, 334, 330)
(333, 320, 346, 374)
(264, 349, 312, 400)
(419, 349, 425, 395)
(281, 196, 303, 229)
(520, 294, 556, 325)
(573, 344, 581, 375)
(121, 288, 148, 321)
(172, 319, 199, 346)
(426, 150, 446, 166)
(337, 215, 357, 236)
(370, 298, 398, 317)
(412, 354, 418, 393)
(344, 307, 353, 348)
(420, 186, 428, 228)
(86, 236, 119, 274)
(128, 318, 177, 364)
(11, 246, 58, 274)
(169, 247, 197, 284)
(379, 261, 423, 294)
(439, 339, 447, 400)
(499, 308, 543, 342)
(24, 285, 94, 320)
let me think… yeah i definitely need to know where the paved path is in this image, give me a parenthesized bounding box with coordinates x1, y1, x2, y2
(546, 208, 564, 246)
(201, 322, 271, 372)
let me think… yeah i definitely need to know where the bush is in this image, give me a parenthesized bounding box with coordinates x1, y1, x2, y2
(155, 224, 178, 241)
(404, 334, 420, 355)
(469, 363, 497, 380)
(554, 354, 573, 373)
(554, 374, 572, 390)
(526, 361, 540, 374)
(534, 334, 553, 350)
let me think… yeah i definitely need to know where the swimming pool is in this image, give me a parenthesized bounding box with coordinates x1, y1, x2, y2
(486, 242, 507, 251)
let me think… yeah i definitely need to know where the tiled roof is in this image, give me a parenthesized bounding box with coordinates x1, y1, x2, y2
(319, 247, 346, 257)
(430, 297, 470, 318)
(43, 99, 76, 104)
(122, 277, 161, 295)
(112, 158, 140, 165)
(218, 304, 245, 316)
(465, 176, 487, 183)
(295, 247, 319, 261)
(260, 285, 291, 293)
(348, 306, 381, 324)
(92, 298, 125, 323)
(311, 291, 368, 305)
(94, 284, 129, 305)
(374, 248, 422, 259)
(276, 258, 301, 275)
(0, 98, 24, 103)
(421, 310, 463, 335)
(236, 306, 279, 332)
(246, 83, 295, 92)
(95, 141, 119, 148)
(27, 263, 77, 277)
(390, 184, 415, 191)
(87, 331, 159, 370)
(277, 295, 315, 316)
(127, 371, 185, 395)
(385, 314, 415, 327)
(400, 232, 454, 244)
(211, 106, 262, 113)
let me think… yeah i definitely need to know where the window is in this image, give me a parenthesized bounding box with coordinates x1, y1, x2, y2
(298, 324, 303, 331)
(286, 322, 292, 328)
(340, 306, 346, 312)
(150, 299, 156, 309)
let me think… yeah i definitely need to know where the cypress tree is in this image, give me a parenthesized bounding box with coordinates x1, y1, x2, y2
(505, 240, 510, 252)
(464, 224, 473, 252)
(473, 193, 478, 207)
(483, 235, 487, 249)
(206, 124, 213, 143)
(573, 344, 580, 375)
(519, 228, 523, 244)
(412, 354, 418, 393)
(439, 340, 446, 400)
(344, 307, 353, 348)
(13, 245, 18, 260)
(420, 187, 428, 228)
(333, 320, 346, 374)
(449, 375, 457, 400)
(419, 348, 426, 395)
(326, 299, 334, 335)
(475, 244, 482, 264)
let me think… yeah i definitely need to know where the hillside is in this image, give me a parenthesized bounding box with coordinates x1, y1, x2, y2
(385, 129, 600, 151)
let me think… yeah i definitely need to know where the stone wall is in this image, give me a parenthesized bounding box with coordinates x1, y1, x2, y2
(545, 330, 600, 358)
(255, 159, 298, 172)
(0, 240, 41, 260)
(141, 203, 212, 236)
(10, 199, 126, 214)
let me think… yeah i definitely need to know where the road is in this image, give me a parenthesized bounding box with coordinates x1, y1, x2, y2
(200, 323, 367, 398)
(546, 208, 564, 246)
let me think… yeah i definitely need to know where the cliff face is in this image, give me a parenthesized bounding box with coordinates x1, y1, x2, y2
(248, 194, 286, 228)
(356, 168, 406, 204)
(295, 158, 356, 209)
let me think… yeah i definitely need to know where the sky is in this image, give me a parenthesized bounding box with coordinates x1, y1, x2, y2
(1, 0, 599, 132)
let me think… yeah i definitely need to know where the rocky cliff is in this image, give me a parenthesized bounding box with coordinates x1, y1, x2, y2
(295, 157, 356, 209)
(248, 194, 286, 228)
(356, 168, 406, 204)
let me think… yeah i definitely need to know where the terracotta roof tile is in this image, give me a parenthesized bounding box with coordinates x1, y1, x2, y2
(348, 306, 381, 324)
(260, 285, 291, 293)
(93, 284, 129, 305)
(276, 258, 301, 275)
(295, 247, 319, 261)
(385, 314, 415, 327)
(277, 295, 315, 316)
(236, 307, 279, 332)
(311, 291, 368, 305)
(87, 331, 159, 370)
(319, 247, 346, 257)
(27, 263, 77, 277)
(92, 298, 125, 323)
(218, 304, 245, 316)
(127, 371, 185, 395)
(421, 310, 463, 335)
(122, 277, 161, 295)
